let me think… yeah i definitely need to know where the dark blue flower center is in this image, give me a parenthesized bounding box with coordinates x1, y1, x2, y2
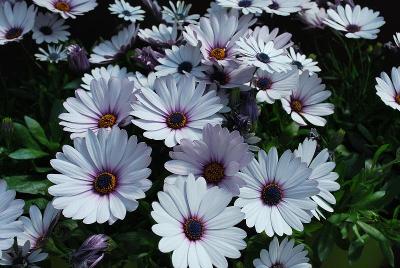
(210, 70, 229, 85)
(269, 1, 280, 10)
(292, 60, 303, 70)
(122, 10, 132, 16)
(203, 162, 225, 184)
(261, 183, 283, 206)
(175, 13, 185, 20)
(256, 53, 270, 63)
(94, 172, 117, 195)
(166, 112, 187, 129)
(271, 263, 284, 268)
(238, 0, 252, 7)
(40, 26, 53, 35)
(177, 61, 193, 74)
(183, 218, 204, 241)
(5, 27, 22, 40)
(256, 77, 273, 90)
(346, 24, 361, 33)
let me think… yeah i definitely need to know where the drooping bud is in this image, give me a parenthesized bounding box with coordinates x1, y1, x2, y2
(71, 234, 109, 268)
(67, 44, 91, 74)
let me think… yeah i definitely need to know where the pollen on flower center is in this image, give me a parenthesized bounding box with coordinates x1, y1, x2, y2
(346, 24, 361, 33)
(98, 114, 117, 128)
(210, 48, 226, 61)
(54, 1, 71, 12)
(166, 112, 187, 129)
(203, 162, 225, 184)
(5, 28, 22, 40)
(256, 77, 273, 90)
(238, 0, 252, 7)
(40, 26, 53, 35)
(256, 53, 270, 63)
(183, 218, 204, 241)
(271, 263, 284, 268)
(291, 100, 303, 112)
(261, 183, 283, 206)
(94, 172, 117, 194)
(395, 94, 400, 104)
(292, 60, 303, 70)
(177, 61, 193, 74)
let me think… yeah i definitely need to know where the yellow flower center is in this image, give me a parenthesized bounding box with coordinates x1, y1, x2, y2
(291, 100, 303, 112)
(94, 172, 117, 194)
(55, 1, 71, 12)
(209, 48, 226, 60)
(203, 162, 225, 184)
(395, 94, 400, 104)
(98, 114, 117, 128)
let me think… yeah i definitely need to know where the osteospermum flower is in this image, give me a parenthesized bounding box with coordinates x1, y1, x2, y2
(32, 12, 70, 44)
(294, 138, 340, 220)
(236, 36, 292, 73)
(323, 4, 385, 39)
(155, 44, 206, 81)
(67, 44, 91, 73)
(165, 124, 253, 195)
(132, 71, 156, 92)
(151, 174, 247, 268)
(35, 44, 67, 63)
(81, 64, 134, 90)
(394, 32, 400, 48)
(235, 148, 319, 236)
(71, 234, 108, 268)
(216, 0, 267, 15)
(89, 23, 139, 64)
(131, 76, 224, 147)
(162, 0, 200, 25)
(134, 46, 163, 71)
(0, 1, 36, 45)
(18, 203, 60, 249)
(48, 127, 152, 224)
(138, 24, 180, 47)
(109, 0, 145, 22)
(248, 25, 293, 50)
(32, 0, 97, 19)
(288, 47, 321, 74)
(0, 180, 24, 258)
(264, 0, 304, 16)
(59, 78, 135, 138)
(299, 5, 327, 29)
(281, 71, 334, 126)
(254, 67, 299, 104)
(0, 241, 48, 267)
(253, 237, 311, 268)
(375, 66, 400, 111)
(203, 64, 255, 90)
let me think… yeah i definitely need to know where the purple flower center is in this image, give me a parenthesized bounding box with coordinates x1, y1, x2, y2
(40, 26, 53, 35)
(238, 0, 252, 7)
(210, 70, 229, 85)
(292, 60, 303, 70)
(166, 112, 187, 129)
(256, 77, 273, 90)
(256, 53, 270, 64)
(346, 24, 361, 33)
(177, 61, 193, 74)
(5, 27, 22, 40)
(183, 218, 204, 241)
(261, 183, 283, 206)
(203, 162, 225, 184)
(94, 172, 117, 195)
(271, 263, 284, 268)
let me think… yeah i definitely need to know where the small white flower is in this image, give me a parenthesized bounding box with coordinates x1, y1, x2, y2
(32, 0, 97, 19)
(35, 45, 68, 63)
(299, 5, 328, 29)
(162, 0, 200, 25)
(324, 4, 385, 39)
(216, 0, 268, 15)
(32, 12, 70, 44)
(81, 64, 134, 90)
(375, 66, 400, 111)
(264, 0, 304, 16)
(393, 32, 400, 48)
(138, 24, 179, 46)
(109, 0, 145, 22)
(288, 47, 321, 74)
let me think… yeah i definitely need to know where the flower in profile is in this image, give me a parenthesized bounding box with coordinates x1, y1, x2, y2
(89, 23, 139, 64)
(48, 127, 152, 224)
(236, 36, 292, 73)
(323, 4, 385, 39)
(155, 44, 206, 81)
(67, 44, 91, 73)
(216, 0, 267, 15)
(109, 0, 145, 22)
(71, 234, 109, 268)
(133, 47, 163, 72)
(32, 12, 70, 44)
(281, 71, 334, 126)
(0, 1, 36, 45)
(0, 180, 24, 258)
(288, 47, 321, 74)
(203, 64, 255, 90)
(18, 203, 60, 249)
(240, 92, 260, 123)
(139, 24, 180, 47)
(264, 0, 304, 16)
(254, 67, 299, 104)
(375, 66, 400, 111)
(81, 64, 134, 90)
(35, 44, 68, 63)
(294, 138, 340, 220)
(253, 237, 311, 268)
(162, 0, 200, 26)
(165, 124, 253, 195)
(299, 5, 327, 29)
(32, 0, 97, 19)
(248, 25, 293, 50)
(59, 78, 135, 138)
(131, 76, 224, 147)
(235, 148, 319, 236)
(393, 32, 400, 48)
(151, 174, 247, 268)
(0, 240, 48, 267)
(141, 0, 162, 19)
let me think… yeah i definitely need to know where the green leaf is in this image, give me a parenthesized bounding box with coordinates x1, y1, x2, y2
(24, 116, 59, 150)
(24, 198, 49, 212)
(9, 148, 48, 160)
(63, 79, 81, 90)
(379, 240, 394, 267)
(317, 224, 335, 261)
(357, 221, 386, 242)
(13, 122, 41, 150)
(348, 239, 365, 263)
(3, 176, 51, 195)
(354, 191, 386, 208)
(372, 144, 390, 166)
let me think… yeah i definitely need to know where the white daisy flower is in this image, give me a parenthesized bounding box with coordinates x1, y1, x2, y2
(48, 127, 152, 224)
(32, 12, 70, 44)
(109, 0, 145, 22)
(236, 36, 292, 73)
(32, 0, 97, 19)
(35, 44, 67, 63)
(0, 240, 48, 267)
(131, 76, 224, 147)
(165, 123, 254, 195)
(59, 78, 136, 139)
(18, 203, 60, 249)
(138, 24, 180, 47)
(253, 237, 311, 268)
(155, 44, 206, 81)
(375, 66, 400, 111)
(254, 67, 299, 104)
(294, 138, 340, 220)
(151, 174, 247, 268)
(235, 148, 319, 236)
(0, 1, 36, 45)
(264, 0, 304, 16)
(132, 71, 156, 92)
(216, 0, 267, 15)
(81, 64, 134, 90)
(323, 4, 385, 39)
(89, 23, 139, 64)
(248, 25, 293, 50)
(299, 5, 327, 29)
(288, 47, 321, 74)
(281, 71, 334, 126)
(203, 64, 255, 90)
(0, 180, 24, 258)
(162, 0, 200, 26)
(394, 32, 400, 48)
